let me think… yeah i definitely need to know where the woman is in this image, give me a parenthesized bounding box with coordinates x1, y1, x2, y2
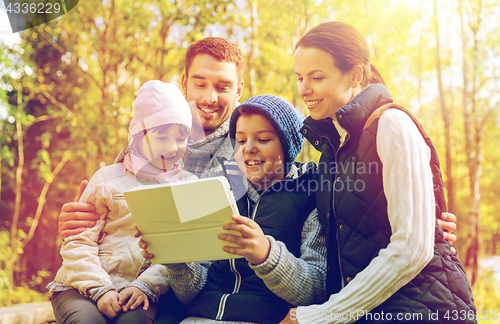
(282, 22, 476, 323)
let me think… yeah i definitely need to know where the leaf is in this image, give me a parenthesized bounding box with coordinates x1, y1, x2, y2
(1, 146, 15, 167)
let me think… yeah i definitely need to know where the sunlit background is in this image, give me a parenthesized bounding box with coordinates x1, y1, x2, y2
(0, 0, 499, 318)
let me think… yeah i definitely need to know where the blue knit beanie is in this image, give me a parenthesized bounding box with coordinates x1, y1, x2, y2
(229, 95, 305, 171)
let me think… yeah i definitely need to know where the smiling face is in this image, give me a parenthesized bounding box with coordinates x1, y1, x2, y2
(138, 124, 189, 170)
(182, 54, 244, 135)
(234, 114, 285, 191)
(294, 47, 361, 120)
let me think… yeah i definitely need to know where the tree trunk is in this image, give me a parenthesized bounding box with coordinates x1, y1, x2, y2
(24, 154, 70, 248)
(8, 88, 25, 287)
(247, 0, 258, 97)
(0, 156, 2, 202)
(434, 0, 455, 214)
(459, 0, 483, 285)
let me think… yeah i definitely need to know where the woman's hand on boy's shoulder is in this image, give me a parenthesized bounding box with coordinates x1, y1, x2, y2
(218, 214, 271, 265)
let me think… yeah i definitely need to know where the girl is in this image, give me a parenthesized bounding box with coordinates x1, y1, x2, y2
(282, 22, 476, 323)
(48, 80, 197, 324)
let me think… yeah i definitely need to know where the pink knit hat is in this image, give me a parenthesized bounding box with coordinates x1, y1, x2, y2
(129, 80, 192, 137)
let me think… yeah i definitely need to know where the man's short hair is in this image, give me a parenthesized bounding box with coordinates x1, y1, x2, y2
(185, 37, 245, 81)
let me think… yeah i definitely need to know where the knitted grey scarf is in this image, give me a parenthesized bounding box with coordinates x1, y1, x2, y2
(183, 118, 235, 179)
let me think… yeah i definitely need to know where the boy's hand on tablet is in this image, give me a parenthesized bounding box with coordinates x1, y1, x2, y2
(219, 214, 271, 265)
(97, 290, 122, 319)
(135, 226, 155, 260)
(119, 286, 149, 312)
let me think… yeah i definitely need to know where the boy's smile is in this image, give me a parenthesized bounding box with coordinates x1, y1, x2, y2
(245, 159, 264, 167)
(234, 114, 285, 191)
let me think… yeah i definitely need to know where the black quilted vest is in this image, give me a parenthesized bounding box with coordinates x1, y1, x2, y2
(301, 83, 476, 323)
(187, 162, 317, 324)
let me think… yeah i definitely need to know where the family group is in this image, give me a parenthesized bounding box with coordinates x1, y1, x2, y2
(48, 22, 476, 324)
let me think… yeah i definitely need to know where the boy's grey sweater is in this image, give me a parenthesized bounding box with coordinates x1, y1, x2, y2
(165, 164, 328, 324)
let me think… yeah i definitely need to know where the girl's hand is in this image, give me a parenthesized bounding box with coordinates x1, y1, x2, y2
(280, 308, 299, 323)
(218, 214, 271, 265)
(119, 286, 149, 312)
(97, 290, 122, 319)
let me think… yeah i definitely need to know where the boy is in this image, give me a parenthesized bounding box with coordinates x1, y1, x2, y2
(145, 95, 328, 324)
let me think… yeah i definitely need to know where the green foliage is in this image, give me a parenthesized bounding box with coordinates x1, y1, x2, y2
(0, 285, 48, 307)
(0, 232, 49, 307)
(0, 284, 48, 307)
(471, 269, 500, 323)
(0, 146, 14, 167)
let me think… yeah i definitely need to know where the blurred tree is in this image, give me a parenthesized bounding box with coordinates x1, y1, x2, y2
(458, 0, 498, 285)
(434, 0, 455, 214)
(0, 43, 66, 304)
